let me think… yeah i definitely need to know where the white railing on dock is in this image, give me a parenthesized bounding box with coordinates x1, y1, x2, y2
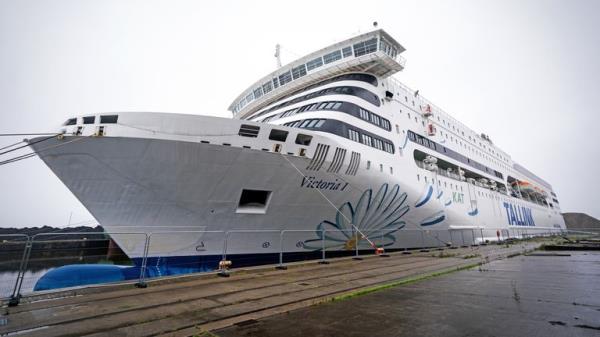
(0, 226, 582, 306)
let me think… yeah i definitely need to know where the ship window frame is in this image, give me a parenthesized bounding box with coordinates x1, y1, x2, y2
(268, 129, 288, 142)
(306, 57, 323, 71)
(278, 71, 292, 86)
(361, 134, 373, 147)
(307, 119, 320, 128)
(262, 81, 273, 94)
(342, 46, 352, 58)
(299, 120, 311, 128)
(100, 115, 118, 124)
(291, 64, 307, 80)
(323, 50, 342, 64)
(353, 38, 378, 57)
(295, 133, 312, 146)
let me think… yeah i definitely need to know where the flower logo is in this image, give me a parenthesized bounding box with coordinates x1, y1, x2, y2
(303, 183, 409, 250)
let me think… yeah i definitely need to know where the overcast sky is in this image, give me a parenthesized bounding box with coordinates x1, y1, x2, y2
(0, 0, 598, 227)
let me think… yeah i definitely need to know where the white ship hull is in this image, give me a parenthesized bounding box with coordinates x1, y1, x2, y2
(32, 113, 565, 267)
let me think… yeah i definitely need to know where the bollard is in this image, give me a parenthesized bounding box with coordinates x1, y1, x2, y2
(319, 229, 329, 264)
(480, 228, 487, 245)
(276, 230, 287, 270)
(218, 232, 231, 277)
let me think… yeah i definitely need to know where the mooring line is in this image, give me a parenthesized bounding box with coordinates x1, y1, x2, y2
(0, 135, 90, 166)
(279, 152, 378, 249)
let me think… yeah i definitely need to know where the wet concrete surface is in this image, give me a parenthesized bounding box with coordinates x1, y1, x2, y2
(215, 251, 600, 337)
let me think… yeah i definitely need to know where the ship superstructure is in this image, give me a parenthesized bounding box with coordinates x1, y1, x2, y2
(30, 29, 565, 278)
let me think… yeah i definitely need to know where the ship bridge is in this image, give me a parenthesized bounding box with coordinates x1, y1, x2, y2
(229, 29, 406, 120)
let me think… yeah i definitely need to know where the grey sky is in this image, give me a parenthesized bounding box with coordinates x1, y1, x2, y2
(1, 0, 598, 227)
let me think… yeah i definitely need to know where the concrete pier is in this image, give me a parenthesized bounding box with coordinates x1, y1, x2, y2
(0, 241, 557, 336)
(217, 251, 600, 337)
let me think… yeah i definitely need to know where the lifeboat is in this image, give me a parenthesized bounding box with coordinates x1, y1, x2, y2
(511, 180, 536, 194)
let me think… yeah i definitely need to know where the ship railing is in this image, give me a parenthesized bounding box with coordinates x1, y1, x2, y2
(1, 227, 579, 306)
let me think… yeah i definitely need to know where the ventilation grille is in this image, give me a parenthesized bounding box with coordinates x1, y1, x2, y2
(307, 143, 329, 171)
(327, 148, 347, 173)
(238, 124, 260, 137)
(345, 151, 361, 176)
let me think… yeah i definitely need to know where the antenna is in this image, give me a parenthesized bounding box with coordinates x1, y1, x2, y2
(274, 44, 282, 68)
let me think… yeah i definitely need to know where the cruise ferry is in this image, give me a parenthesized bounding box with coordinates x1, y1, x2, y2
(30, 28, 565, 284)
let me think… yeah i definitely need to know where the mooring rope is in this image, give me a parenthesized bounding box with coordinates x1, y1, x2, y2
(279, 152, 380, 250)
(0, 135, 90, 166)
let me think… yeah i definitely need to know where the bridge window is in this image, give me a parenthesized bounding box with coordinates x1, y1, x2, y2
(353, 38, 378, 56)
(262, 81, 273, 94)
(292, 64, 307, 79)
(323, 50, 342, 64)
(306, 57, 323, 71)
(278, 71, 292, 86)
(342, 46, 352, 57)
(253, 87, 263, 99)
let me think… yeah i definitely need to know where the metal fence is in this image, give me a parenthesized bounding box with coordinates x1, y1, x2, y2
(0, 226, 581, 306)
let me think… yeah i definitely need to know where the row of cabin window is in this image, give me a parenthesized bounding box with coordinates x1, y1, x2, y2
(283, 119, 326, 129)
(404, 108, 510, 174)
(283, 73, 378, 103)
(254, 85, 381, 120)
(264, 101, 342, 122)
(407, 130, 503, 180)
(251, 73, 378, 120)
(358, 107, 391, 130)
(395, 86, 547, 191)
(262, 100, 391, 132)
(64, 115, 118, 126)
(283, 118, 394, 154)
(435, 114, 510, 168)
(233, 37, 379, 113)
(348, 129, 394, 153)
(395, 94, 510, 169)
(383, 80, 509, 165)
